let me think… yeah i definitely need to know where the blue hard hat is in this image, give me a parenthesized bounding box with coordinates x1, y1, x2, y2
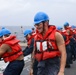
(0, 30, 3, 37)
(64, 22, 69, 27)
(1, 28, 11, 35)
(34, 12, 49, 24)
(71, 25, 76, 29)
(57, 27, 62, 30)
(24, 29, 32, 37)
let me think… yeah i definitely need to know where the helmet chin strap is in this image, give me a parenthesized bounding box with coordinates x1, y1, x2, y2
(41, 21, 46, 35)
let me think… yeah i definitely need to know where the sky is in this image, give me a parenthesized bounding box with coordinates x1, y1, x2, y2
(0, 0, 76, 27)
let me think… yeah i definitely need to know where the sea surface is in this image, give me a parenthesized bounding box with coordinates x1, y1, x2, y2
(0, 26, 33, 41)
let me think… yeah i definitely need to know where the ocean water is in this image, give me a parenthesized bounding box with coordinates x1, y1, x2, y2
(0, 26, 32, 41)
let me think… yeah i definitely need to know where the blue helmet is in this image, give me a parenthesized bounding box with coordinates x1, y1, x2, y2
(71, 25, 76, 29)
(24, 29, 32, 37)
(34, 12, 49, 24)
(0, 30, 3, 37)
(2, 28, 11, 35)
(64, 22, 69, 27)
(57, 27, 62, 30)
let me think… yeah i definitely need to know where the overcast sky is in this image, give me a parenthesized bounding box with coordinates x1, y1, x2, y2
(0, 0, 76, 27)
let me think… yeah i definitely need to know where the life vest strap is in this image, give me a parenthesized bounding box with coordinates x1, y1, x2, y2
(3, 50, 22, 58)
(36, 49, 59, 53)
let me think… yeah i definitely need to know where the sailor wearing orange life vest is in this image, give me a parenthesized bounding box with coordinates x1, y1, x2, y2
(57, 27, 72, 68)
(64, 22, 74, 39)
(71, 25, 76, 41)
(0, 28, 24, 75)
(64, 23, 76, 61)
(23, 29, 38, 75)
(23, 29, 35, 56)
(70, 25, 76, 60)
(32, 12, 66, 75)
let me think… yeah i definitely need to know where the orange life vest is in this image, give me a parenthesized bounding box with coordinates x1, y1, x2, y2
(62, 30, 70, 45)
(0, 42, 2, 46)
(56, 30, 70, 45)
(27, 33, 36, 47)
(65, 27, 74, 39)
(2, 35, 23, 62)
(34, 25, 60, 61)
